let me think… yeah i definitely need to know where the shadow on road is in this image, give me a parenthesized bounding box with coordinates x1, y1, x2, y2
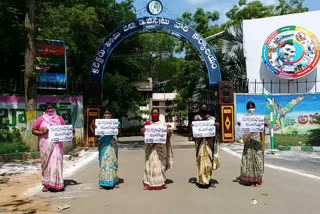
(64, 179, 81, 187)
(188, 177, 219, 188)
(118, 178, 124, 184)
(118, 140, 145, 149)
(165, 179, 174, 184)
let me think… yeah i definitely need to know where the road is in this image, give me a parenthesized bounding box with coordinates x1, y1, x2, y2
(33, 135, 320, 214)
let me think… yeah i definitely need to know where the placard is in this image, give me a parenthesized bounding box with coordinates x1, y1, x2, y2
(192, 120, 216, 138)
(144, 125, 167, 144)
(95, 119, 119, 136)
(49, 125, 73, 143)
(240, 115, 264, 133)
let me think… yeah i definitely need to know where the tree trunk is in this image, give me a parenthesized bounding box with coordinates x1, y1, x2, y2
(24, 0, 38, 151)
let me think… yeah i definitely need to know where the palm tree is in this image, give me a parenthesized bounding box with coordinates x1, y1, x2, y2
(210, 25, 248, 93)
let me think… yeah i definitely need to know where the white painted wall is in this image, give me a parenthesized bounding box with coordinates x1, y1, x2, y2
(243, 11, 320, 94)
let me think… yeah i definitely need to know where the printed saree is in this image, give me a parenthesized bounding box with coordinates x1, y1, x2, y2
(143, 121, 173, 190)
(98, 135, 118, 187)
(193, 115, 218, 186)
(33, 111, 65, 191)
(240, 132, 263, 185)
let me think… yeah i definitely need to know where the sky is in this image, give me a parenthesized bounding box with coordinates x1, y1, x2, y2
(117, 0, 320, 24)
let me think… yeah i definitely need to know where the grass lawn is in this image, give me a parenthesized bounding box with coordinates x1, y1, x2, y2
(274, 134, 308, 148)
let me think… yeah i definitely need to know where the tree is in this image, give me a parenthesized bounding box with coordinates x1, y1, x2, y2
(24, 0, 38, 151)
(104, 32, 179, 117)
(173, 9, 222, 113)
(223, 0, 308, 27)
(0, 0, 25, 81)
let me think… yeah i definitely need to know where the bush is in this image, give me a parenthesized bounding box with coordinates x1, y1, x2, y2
(0, 142, 29, 155)
(307, 129, 320, 146)
(0, 120, 22, 142)
(274, 134, 308, 148)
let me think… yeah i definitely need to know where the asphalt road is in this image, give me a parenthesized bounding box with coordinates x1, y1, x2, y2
(35, 146, 320, 214)
(226, 143, 320, 177)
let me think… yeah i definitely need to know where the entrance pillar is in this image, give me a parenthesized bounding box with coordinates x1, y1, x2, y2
(84, 82, 102, 146)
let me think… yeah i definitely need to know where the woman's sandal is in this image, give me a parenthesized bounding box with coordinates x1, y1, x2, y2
(42, 187, 49, 192)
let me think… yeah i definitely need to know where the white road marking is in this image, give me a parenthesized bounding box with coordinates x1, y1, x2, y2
(25, 151, 98, 196)
(222, 147, 320, 181)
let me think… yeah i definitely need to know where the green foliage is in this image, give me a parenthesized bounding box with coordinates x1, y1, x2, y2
(307, 115, 320, 146)
(0, 0, 25, 80)
(0, 142, 29, 155)
(0, 120, 22, 142)
(140, 110, 150, 115)
(103, 72, 141, 118)
(274, 134, 308, 148)
(223, 0, 308, 27)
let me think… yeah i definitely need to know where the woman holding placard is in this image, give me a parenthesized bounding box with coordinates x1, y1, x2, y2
(32, 103, 66, 192)
(141, 108, 173, 190)
(96, 109, 120, 189)
(192, 104, 219, 188)
(238, 101, 264, 187)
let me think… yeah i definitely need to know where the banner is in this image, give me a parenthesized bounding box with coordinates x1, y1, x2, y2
(95, 119, 119, 136)
(240, 115, 264, 133)
(36, 40, 67, 89)
(49, 125, 73, 143)
(144, 125, 167, 144)
(192, 120, 216, 138)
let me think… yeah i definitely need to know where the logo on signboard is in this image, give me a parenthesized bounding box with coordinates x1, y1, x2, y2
(262, 26, 320, 79)
(147, 0, 163, 15)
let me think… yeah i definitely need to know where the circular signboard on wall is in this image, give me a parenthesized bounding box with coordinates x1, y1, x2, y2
(262, 26, 320, 79)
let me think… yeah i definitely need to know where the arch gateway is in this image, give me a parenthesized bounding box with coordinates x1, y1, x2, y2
(89, 16, 221, 85)
(85, 14, 234, 145)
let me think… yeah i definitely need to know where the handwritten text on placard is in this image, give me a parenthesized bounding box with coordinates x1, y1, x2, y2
(49, 125, 73, 143)
(95, 119, 119, 136)
(240, 116, 264, 133)
(144, 125, 167, 144)
(192, 120, 216, 138)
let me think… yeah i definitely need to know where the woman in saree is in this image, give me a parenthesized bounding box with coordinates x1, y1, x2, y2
(32, 103, 66, 192)
(141, 108, 173, 190)
(239, 101, 264, 187)
(98, 109, 120, 189)
(192, 104, 219, 188)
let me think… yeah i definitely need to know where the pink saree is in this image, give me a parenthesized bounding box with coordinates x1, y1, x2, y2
(33, 110, 65, 191)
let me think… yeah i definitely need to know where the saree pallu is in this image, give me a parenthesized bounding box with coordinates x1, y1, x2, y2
(195, 137, 214, 186)
(99, 135, 118, 187)
(213, 135, 220, 170)
(38, 119, 64, 191)
(240, 132, 263, 184)
(143, 122, 173, 190)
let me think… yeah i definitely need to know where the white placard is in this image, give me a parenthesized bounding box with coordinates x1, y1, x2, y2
(192, 120, 216, 138)
(144, 125, 167, 144)
(48, 125, 73, 143)
(95, 119, 119, 136)
(240, 115, 264, 133)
